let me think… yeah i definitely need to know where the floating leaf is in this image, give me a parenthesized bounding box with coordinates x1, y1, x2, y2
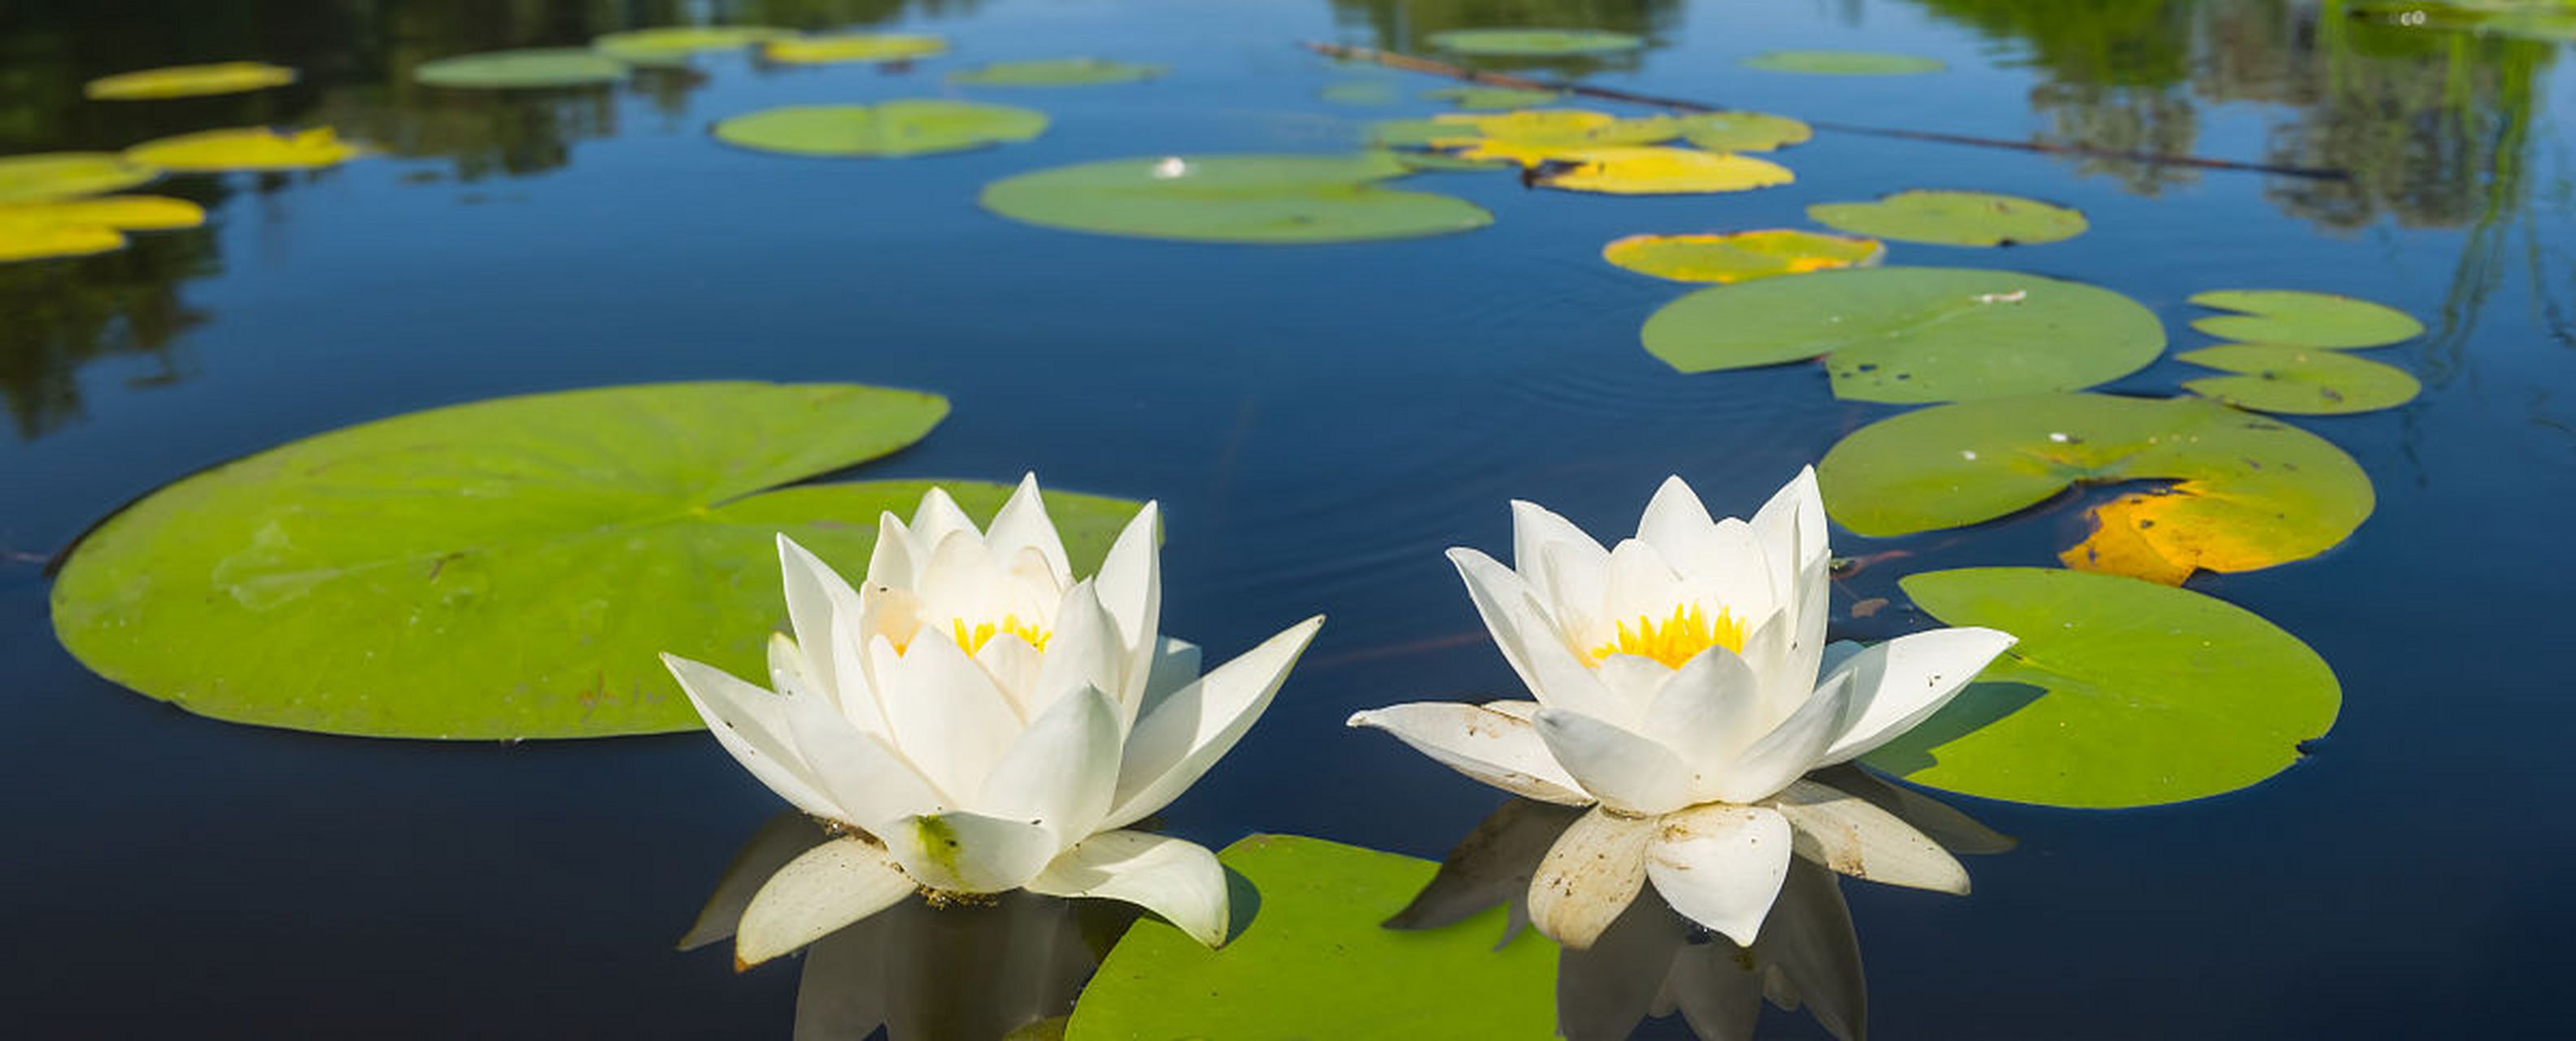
(1815, 392, 2373, 583)
(2186, 289, 2423, 349)
(592, 26, 790, 66)
(1602, 229, 1883, 284)
(1529, 146, 1792, 194)
(2179, 344, 2421, 416)
(1677, 111, 1813, 152)
(0, 195, 206, 263)
(948, 58, 1165, 86)
(1425, 85, 1563, 110)
(123, 127, 364, 172)
(1066, 835, 1558, 1039)
(416, 48, 631, 89)
(1807, 189, 2087, 246)
(50, 381, 1144, 739)
(1319, 81, 1402, 107)
(979, 153, 1493, 245)
(1423, 28, 1645, 57)
(1641, 267, 2164, 403)
(1740, 50, 1946, 75)
(1383, 150, 1510, 172)
(764, 34, 948, 65)
(1863, 568, 2340, 808)
(0, 153, 160, 204)
(1435, 108, 1682, 153)
(85, 62, 298, 100)
(713, 102, 1048, 158)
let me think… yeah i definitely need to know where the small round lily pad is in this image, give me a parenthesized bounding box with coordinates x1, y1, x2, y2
(1807, 189, 2087, 246)
(85, 62, 298, 100)
(979, 153, 1494, 245)
(592, 26, 789, 66)
(1423, 28, 1645, 57)
(2179, 344, 2421, 415)
(2187, 289, 2423, 348)
(0, 153, 160, 204)
(1678, 111, 1813, 152)
(1741, 50, 1946, 75)
(1602, 229, 1882, 284)
(416, 48, 631, 89)
(712, 102, 1048, 158)
(947, 58, 1164, 86)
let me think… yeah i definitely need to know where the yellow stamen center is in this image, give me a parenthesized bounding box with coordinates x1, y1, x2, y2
(948, 613, 1051, 656)
(1588, 603, 1746, 669)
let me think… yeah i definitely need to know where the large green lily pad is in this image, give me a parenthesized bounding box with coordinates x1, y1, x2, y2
(1423, 28, 1645, 56)
(979, 153, 1494, 245)
(1066, 835, 1558, 1039)
(1807, 189, 2087, 246)
(0, 153, 160, 204)
(713, 102, 1048, 158)
(1640, 267, 2165, 403)
(948, 58, 1165, 86)
(1815, 393, 2374, 584)
(592, 26, 789, 66)
(2180, 344, 2421, 416)
(50, 381, 1143, 740)
(1740, 50, 1946, 75)
(2186, 289, 2423, 348)
(1678, 111, 1813, 152)
(416, 48, 631, 89)
(1863, 568, 2341, 808)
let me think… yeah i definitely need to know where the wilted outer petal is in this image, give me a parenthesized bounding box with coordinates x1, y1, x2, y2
(737, 835, 917, 967)
(876, 628, 1023, 804)
(1644, 802, 1794, 947)
(1706, 670, 1858, 804)
(1346, 702, 1589, 806)
(1528, 806, 1656, 950)
(974, 686, 1122, 841)
(1103, 616, 1323, 830)
(1811, 763, 2016, 856)
(1767, 780, 1969, 895)
(982, 473, 1074, 590)
(883, 811, 1061, 894)
(1817, 627, 2017, 766)
(1029, 830, 1228, 947)
(678, 812, 829, 952)
(662, 654, 842, 821)
(1449, 548, 1623, 722)
(1535, 709, 1692, 817)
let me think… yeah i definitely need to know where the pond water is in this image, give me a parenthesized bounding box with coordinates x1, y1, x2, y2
(3, 0, 2572, 1036)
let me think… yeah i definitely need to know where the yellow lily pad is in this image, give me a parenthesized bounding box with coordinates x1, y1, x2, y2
(1432, 108, 1682, 155)
(1602, 229, 1884, 284)
(0, 195, 207, 264)
(1530, 146, 1793, 195)
(764, 34, 948, 65)
(0, 153, 161, 204)
(85, 62, 298, 100)
(124, 127, 364, 172)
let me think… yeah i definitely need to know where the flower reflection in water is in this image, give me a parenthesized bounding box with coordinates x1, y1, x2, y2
(682, 812, 1137, 1041)
(1388, 766, 2012, 1040)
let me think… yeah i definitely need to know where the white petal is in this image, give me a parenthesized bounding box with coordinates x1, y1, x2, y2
(1033, 580, 1122, 724)
(829, 609, 891, 736)
(1645, 803, 1794, 946)
(974, 632, 1047, 719)
(1591, 655, 1671, 729)
(1767, 779, 1970, 894)
(678, 812, 830, 952)
(908, 485, 980, 549)
(1601, 538, 1685, 631)
(1029, 830, 1229, 947)
(778, 535, 862, 695)
(1534, 709, 1693, 817)
(1094, 502, 1162, 690)
(882, 810, 1061, 894)
(877, 627, 1024, 803)
(1104, 616, 1323, 830)
(1750, 466, 1828, 577)
(974, 685, 1122, 841)
(736, 835, 916, 967)
(1775, 554, 1834, 717)
(1818, 627, 2018, 766)
(1510, 499, 1606, 596)
(774, 673, 945, 830)
(1637, 476, 1716, 555)
(1635, 646, 1766, 796)
(1528, 806, 1656, 950)
(983, 473, 1073, 590)
(661, 653, 841, 821)
(1134, 637, 1202, 721)
(1450, 548, 1621, 721)
(864, 511, 918, 592)
(1668, 518, 1778, 628)
(918, 529, 1014, 630)
(1737, 612, 1798, 725)
(1346, 702, 1590, 805)
(1710, 669, 1859, 804)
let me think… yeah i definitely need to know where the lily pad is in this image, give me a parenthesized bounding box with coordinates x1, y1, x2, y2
(1436, 109, 1683, 154)
(1319, 81, 1402, 107)
(1677, 111, 1813, 152)
(948, 58, 1165, 86)
(2187, 289, 2423, 349)
(764, 34, 948, 65)
(1531, 146, 1793, 194)
(0, 153, 160, 204)
(123, 127, 364, 172)
(416, 48, 631, 89)
(2180, 344, 2421, 416)
(979, 153, 1494, 245)
(1641, 267, 2164, 403)
(85, 62, 298, 100)
(1863, 568, 2341, 808)
(0, 196, 206, 264)
(50, 381, 1144, 740)
(1423, 28, 1645, 57)
(1066, 835, 1558, 1039)
(1740, 50, 1946, 75)
(1807, 190, 2087, 246)
(713, 102, 1048, 158)
(1602, 229, 1883, 284)
(592, 26, 789, 66)
(1815, 392, 2374, 584)
(1426, 85, 1564, 110)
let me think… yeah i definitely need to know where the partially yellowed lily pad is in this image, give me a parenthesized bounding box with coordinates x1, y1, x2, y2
(85, 62, 298, 100)
(124, 127, 364, 172)
(1530, 146, 1792, 195)
(0, 153, 160, 204)
(1602, 229, 1883, 284)
(765, 34, 948, 65)
(1433, 108, 1682, 154)
(0, 195, 206, 264)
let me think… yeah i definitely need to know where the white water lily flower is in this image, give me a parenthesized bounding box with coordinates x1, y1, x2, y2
(663, 475, 1323, 965)
(1349, 469, 2013, 948)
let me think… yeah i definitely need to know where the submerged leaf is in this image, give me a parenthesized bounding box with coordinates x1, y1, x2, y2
(85, 62, 298, 100)
(979, 153, 1493, 244)
(2186, 289, 2423, 348)
(1740, 50, 1946, 75)
(1641, 267, 2164, 403)
(764, 34, 948, 65)
(49, 381, 1144, 739)
(1863, 568, 2341, 808)
(123, 127, 364, 172)
(713, 102, 1048, 158)
(0, 152, 161, 204)
(1602, 230, 1882, 284)
(1531, 146, 1793, 195)
(948, 58, 1165, 86)
(1815, 392, 2373, 583)
(2180, 344, 2422, 415)
(1807, 189, 2087, 246)
(1424, 28, 1645, 57)
(416, 48, 631, 88)
(592, 26, 789, 66)
(1676, 111, 1813, 152)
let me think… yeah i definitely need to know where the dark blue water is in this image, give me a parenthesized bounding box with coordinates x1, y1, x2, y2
(3, 0, 2571, 1035)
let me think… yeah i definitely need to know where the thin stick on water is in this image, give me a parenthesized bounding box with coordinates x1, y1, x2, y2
(1304, 41, 2352, 182)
